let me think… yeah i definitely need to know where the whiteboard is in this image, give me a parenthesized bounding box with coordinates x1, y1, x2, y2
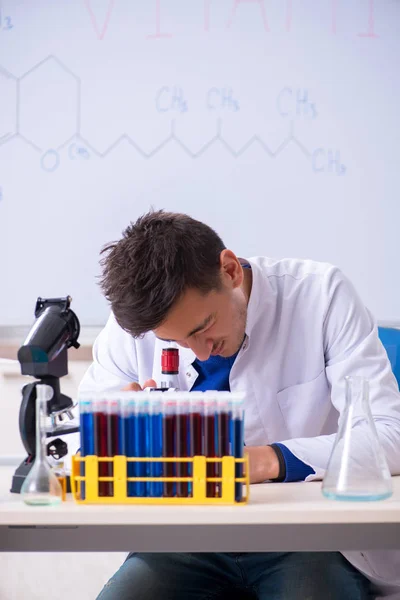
(1, 0, 399, 326)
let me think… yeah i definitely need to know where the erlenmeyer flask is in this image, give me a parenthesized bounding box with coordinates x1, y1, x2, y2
(21, 384, 63, 506)
(322, 376, 392, 501)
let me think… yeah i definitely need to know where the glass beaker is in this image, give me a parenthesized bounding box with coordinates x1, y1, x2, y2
(322, 376, 392, 501)
(50, 459, 67, 502)
(21, 383, 63, 506)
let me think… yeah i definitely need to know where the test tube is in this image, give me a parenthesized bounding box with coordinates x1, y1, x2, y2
(149, 392, 163, 498)
(107, 394, 121, 497)
(204, 392, 218, 498)
(162, 394, 177, 497)
(231, 393, 245, 502)
(78, 394, 95, 501)
(176, 392, 191, 498)
(93, 394, 111, 497)
(190, 392, 204, 457)
(218, 392, 231, 457)
(122, 393, 136, 497)
(217, 392, 231, 497)
(190, 392, 205, 498)
(134, 394, 148, 497)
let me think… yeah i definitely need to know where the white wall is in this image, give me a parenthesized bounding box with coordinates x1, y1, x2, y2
(1, 0, 400, 327)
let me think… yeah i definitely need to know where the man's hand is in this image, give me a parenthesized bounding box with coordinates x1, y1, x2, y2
(122, 379, 157, 391)
(245, 445, 280, 483)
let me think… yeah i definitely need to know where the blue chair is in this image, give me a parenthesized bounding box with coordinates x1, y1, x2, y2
(378, 326, 400, 387)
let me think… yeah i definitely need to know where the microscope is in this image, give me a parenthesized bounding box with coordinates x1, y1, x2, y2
(11, 296, 81, 493)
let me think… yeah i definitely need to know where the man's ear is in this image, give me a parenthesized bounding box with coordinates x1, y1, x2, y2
(219, 249, 243, 289)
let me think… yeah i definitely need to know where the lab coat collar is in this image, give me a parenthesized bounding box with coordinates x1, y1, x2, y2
(179, 346, 196, 367)
(242, 257, 263, 340)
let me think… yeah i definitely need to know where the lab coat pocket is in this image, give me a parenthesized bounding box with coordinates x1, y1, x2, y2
(276, 370, 331, 438)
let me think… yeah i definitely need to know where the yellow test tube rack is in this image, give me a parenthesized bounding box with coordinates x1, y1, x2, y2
(71, 454, 249, 505)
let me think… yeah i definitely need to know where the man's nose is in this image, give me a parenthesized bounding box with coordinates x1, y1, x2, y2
(187, 337, 213, 361)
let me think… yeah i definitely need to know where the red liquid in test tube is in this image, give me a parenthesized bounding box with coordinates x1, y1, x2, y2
(204, 393, 218, 498)
(176, 393, 190, 498)
(190, 392, 204, 457)
(162, 398, 177, 497)
(217, 393, 231, 498)
(107, 396, 121, 497)
(218, 393, 231, 456)
(94, 396, 111, 497)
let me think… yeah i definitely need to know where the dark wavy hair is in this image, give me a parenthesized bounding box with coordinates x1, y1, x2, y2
(100, 210, 226, 337)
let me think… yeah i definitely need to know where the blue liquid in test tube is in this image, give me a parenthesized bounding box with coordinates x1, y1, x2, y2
(79, 394, 95, 501)
(107, 395, 122, 497)
(149, 392, 163, 497)
(134, 397, 148, 497)
(123, 394, 137, 497)
(231, 393, 245, 502)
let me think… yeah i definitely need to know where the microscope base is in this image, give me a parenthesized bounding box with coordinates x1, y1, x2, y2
(10, 459, 71, 494)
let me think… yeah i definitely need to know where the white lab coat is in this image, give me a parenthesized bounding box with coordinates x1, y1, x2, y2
(79, 256, 400, 597)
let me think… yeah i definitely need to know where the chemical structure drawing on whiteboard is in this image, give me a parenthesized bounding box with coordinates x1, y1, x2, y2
(0, 55, 346, 176)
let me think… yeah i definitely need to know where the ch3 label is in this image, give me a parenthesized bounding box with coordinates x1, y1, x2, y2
(156, 86, 188, 113)
(277, 88, 317, 119)
(312, 149, 346, 175)
(207, 88, 240, 112)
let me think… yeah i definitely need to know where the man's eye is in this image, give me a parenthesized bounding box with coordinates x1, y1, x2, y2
(197, 323, 214, 336)
(193, 329, 205, 338)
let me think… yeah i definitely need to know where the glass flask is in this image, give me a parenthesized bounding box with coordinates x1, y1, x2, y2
(21, 384, 63, 506)
(322, 376, 392, 501)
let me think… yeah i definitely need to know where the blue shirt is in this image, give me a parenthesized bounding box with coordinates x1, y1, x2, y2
(192, 351, 314, 482)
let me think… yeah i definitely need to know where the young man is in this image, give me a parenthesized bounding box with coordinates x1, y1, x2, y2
(80, 210, 400, 600)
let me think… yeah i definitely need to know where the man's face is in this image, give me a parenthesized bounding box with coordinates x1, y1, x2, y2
(153, 254, 250, 361)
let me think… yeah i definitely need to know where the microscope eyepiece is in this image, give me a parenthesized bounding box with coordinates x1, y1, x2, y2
(18, 296, 80, 378)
